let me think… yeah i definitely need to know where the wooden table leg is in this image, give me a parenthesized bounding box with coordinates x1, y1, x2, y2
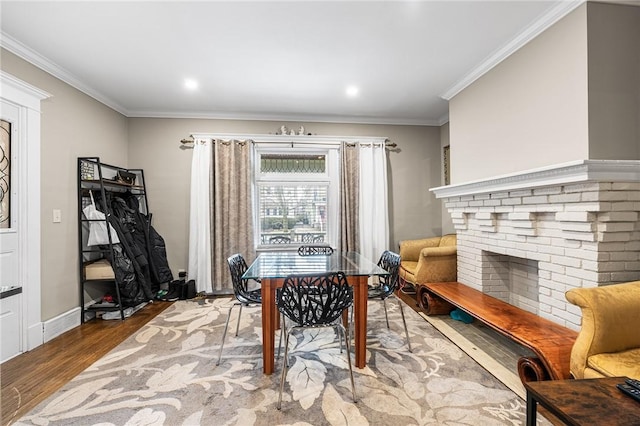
(352, 275, 368, 368)
(261, 278, 276, 375)
(526, 389, 537, 426)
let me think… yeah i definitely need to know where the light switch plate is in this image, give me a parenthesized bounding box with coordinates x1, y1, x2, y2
(53, 209, 62, 223)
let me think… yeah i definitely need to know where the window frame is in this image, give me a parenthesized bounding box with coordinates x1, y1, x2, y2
(252, 143, 340, 251)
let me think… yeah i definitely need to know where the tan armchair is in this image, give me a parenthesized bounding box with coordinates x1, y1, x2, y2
(565, 281, 640, 380)
(398, 234, 457, 289)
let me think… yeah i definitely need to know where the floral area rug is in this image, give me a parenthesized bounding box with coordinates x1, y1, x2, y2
(17, 297, 532, 425)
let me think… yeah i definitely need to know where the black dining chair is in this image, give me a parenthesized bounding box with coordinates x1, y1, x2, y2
(367, 250, 412, 352)
(269, 236, 291, 244)
(276, 271, 357, 410)
(216, 253, 262, 366)
(297, 245, 334, 256)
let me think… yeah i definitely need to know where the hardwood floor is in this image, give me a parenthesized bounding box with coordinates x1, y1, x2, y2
(0, 301, 172, 426)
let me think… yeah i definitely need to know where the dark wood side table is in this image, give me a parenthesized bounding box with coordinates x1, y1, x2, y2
(525, 377, 640, 426)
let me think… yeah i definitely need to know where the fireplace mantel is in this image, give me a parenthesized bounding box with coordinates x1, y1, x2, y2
(431, 160, 640, 199)
(430, 159, 640, 330)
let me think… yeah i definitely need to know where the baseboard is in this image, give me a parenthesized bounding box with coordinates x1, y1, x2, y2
(26, 322, 44, 351)
(43, 307, 81, 343)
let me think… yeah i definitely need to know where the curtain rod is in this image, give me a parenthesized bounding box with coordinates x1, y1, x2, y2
(180, 135, 397, 148)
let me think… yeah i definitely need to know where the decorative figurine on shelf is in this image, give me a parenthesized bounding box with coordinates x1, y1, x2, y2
(289, 128, 296, 135)
(279, 125, 288, 135)
(298, 125, 305, 135)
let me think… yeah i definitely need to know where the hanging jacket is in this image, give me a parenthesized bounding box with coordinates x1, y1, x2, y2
(93, 192, 154, 302)
(108, 196, 155, 299)
(122, 192, 174, 285)
(103, 244, 148, 306)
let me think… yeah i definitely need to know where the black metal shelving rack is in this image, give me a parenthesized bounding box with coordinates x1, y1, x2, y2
(77, 157, 148, 322)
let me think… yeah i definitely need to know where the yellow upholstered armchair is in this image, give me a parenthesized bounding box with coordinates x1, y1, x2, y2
(398, 234, 457, 292)
(565, 281, 640, 380)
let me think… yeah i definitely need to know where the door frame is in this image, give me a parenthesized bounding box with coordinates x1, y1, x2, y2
(1, 70, 49, 353)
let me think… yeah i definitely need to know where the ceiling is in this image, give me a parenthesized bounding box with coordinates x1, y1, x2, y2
(0, 1, 583, 126)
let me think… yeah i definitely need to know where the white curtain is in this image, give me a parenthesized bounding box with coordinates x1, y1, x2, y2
(188, 139, 213, 293)
(358, 142, 389, 263)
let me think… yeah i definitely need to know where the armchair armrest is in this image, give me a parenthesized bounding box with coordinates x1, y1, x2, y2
(413, 246, 457, 283)
(420, 246, 457, 259)
(566, 281, 640, 378)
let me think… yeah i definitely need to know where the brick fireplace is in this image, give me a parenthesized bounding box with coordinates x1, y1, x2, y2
(432, 160, 640, 330)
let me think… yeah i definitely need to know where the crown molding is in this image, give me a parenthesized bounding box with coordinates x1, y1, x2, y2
(431, 160, 640, 199)
(440, 0, 585, 101)
(436, 112, 449, 126)
(1, 30, 447, 126)
(129, 110, 442, 127)
(1, 30, 443, 126)
(1, 31, 129, 115)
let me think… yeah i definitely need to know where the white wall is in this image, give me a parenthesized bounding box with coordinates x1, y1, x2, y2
(449, 4, 590, 183)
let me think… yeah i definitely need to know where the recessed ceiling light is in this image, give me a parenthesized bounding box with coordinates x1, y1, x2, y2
(184, 78, 198, 90)
(346, 86, 359, 97)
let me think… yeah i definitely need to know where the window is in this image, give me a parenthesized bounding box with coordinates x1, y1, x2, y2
(0, 120, 10, 229)
(254, 146, 339, 249)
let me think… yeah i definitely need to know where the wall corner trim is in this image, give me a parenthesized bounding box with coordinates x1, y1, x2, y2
(440, 0, 585, 101)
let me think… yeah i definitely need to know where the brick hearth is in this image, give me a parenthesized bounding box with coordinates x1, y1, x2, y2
(432, 160, 640, 330)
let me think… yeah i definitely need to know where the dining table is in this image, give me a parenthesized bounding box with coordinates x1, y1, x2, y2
(242, 251, 389, 375)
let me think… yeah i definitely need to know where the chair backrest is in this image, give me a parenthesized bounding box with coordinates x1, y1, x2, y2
(277, 272, 353, 326)
(297, 245, 334, 256)
(440, 234, 457, 247)
(269, 235, 291, 244)
(227, 253, 255, 300)
(377, 250, 402, 296)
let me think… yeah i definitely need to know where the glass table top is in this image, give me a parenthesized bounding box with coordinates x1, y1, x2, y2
(242, 251, 389, 280)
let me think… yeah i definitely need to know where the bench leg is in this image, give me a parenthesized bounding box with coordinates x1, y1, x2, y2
(416, 286, 455, 315)
(517, 356, 551, 383)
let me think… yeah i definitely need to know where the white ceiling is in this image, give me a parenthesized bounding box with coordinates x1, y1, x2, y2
(0, 1, 583, 125)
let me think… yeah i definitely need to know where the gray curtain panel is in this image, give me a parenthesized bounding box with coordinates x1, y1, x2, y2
(340, 142, 359, 252)
(210, 140, 255, 293)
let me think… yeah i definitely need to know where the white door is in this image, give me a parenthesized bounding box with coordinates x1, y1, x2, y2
(0, 100, 23, 362)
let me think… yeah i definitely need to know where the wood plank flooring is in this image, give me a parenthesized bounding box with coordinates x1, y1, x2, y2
(0, 301, 172, 426)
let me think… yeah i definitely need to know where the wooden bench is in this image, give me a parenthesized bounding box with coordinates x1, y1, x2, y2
(416, 282, 578, 383)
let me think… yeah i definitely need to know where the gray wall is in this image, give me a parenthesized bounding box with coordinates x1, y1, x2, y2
(128, 118, 443, 277)
(1, 47, 443, 321)
(587, 2, 640, 159)
(1, 48, 129, 321)
(439, 122, 454, 234)
(449, 4, 590, 183)
(448, 3, 640, 185)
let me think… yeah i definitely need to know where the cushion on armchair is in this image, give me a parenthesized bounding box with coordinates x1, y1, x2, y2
(565, 280, 640, 380)
(398, 234, 457, 286)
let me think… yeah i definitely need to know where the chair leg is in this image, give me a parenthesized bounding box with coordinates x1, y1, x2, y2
(216, 303, 237, 366)
(383, 299, 390, 329)
(277, 327, 292, 410)
(235, 304, 244, 337)
(277, 314, 286, 359)
(397, 298, 412, 352)
(340, 323, 357, 403)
